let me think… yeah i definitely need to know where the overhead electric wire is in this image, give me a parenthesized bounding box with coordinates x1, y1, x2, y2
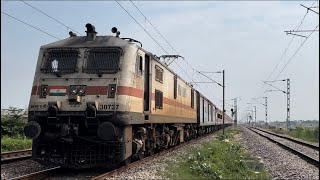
(2, 11, 60, 40)
(263, 3, 312, 83)
(263, 26, 319, 96)
(128, 0, 223, 103)
(247, 0, 318, 110)
(130, 0, 179, 54)
(114, 0, 169, 55)
(115, 0, 226, 107)
(20, 0, 82, 35)
(129, 1, 216, 78)
(272, 25, 319, 81)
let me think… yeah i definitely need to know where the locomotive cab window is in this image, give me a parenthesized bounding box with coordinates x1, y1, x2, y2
(41, 48, 79, 74)
(155, 65, 163, 83)
(136, 55, 143, 76)
(155, 89, 163, 109)
(84, 47, 122, 74)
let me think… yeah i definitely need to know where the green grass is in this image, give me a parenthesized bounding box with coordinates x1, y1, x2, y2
(269, 126, 319, 143)
(1, 136, 32, 152)
(288, 126, 319, 143)
(160, 129, 271, 180)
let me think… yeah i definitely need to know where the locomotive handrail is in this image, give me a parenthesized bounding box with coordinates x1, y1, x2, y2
(121, 38, 142, 47)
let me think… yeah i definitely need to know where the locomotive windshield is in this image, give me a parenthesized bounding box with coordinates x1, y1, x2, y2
(41, 48, 79, 74)
(84, 47, 122, 74)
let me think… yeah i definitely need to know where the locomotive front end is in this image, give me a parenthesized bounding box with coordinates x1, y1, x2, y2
(24, 24, 136, 168)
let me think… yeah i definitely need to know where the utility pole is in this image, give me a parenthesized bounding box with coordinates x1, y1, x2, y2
(254, 106, 257, 126)
(252, 97, 268, 126)
(234, 98, 237, 127)
(264, 97, 268, 125)
(264, 78, 290, 131)
(286, 79, 290, 130)
(222, 70, 225, 135)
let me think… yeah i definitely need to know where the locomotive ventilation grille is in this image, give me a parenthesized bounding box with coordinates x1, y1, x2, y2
(83, 47, 122, 74)
(37, 141, 121, 168)
(41, 48, 79, 74)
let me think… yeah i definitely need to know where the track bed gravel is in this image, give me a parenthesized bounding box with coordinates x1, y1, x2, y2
(239, 126, 319, 180)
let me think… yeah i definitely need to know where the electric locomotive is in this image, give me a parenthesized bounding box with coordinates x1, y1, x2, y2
(24, 23, 233, 169)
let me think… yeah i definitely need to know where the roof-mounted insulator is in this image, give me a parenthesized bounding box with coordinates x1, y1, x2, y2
(85, 23, 97, 41)
(111, 27, 120, 37)
(69, 31, 77, 37)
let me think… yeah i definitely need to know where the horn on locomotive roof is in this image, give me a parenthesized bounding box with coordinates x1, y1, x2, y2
(85, 23, 97, 41)
(111, 27, 120, 37)
(69, 31, 77, 37)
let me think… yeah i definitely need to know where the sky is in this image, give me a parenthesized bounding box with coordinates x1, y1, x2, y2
(1, 1, 319, 122)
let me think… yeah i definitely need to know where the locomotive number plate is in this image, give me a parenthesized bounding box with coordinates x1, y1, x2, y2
(30, 103, 48, 110)
(99, 104, 119, 110)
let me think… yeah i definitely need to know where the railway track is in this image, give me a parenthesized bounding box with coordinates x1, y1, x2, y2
(91, 129, 224, 180)
(251, 127, 319, 150)
(9, 166, 62, 180)
(1, 149, 32, 163)
(246, 126, 319, 167)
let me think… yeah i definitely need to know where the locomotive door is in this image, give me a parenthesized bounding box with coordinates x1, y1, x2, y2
(144, 54, 150, 112)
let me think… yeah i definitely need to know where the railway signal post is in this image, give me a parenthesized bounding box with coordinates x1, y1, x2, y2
(231, 98, 240, 128)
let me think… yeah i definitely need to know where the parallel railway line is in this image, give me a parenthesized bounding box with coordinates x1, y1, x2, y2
(9, 166, 61, 180)
(246, 126, 319, 167)
(1, 149, 32, 163)
(252, 127, 319, 150)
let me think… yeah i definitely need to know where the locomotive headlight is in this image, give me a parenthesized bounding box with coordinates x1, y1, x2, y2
(40, 85, 48, 98)
(108, 84, 117, 98)
(78, 86, 86, 96)
(70, 86, 78, 95)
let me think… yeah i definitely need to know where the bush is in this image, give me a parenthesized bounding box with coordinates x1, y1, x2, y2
(1, 107, 27, 138)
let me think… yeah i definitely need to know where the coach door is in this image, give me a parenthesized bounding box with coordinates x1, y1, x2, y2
(144, 54, 150, 113)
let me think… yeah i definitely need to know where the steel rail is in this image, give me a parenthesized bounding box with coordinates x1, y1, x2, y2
(1, 149, 32, 162)
(9, 166, 61, 180)
(252, 127, 319, 150)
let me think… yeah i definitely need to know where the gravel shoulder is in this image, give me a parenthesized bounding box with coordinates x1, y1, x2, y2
(253, 128, 319, 161)
(238, 126, 319, 180)
(105, 132, 222, 180)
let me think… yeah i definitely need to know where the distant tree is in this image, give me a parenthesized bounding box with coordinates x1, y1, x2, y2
(1, 107, 26, 137)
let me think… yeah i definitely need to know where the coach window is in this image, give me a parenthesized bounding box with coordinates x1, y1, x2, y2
(136, 55, 143, 76)
(155, 89, 163, 109)
(211, 106, 213, 122)
(155, 65, 163, 83)
(191, 89, 194, 108)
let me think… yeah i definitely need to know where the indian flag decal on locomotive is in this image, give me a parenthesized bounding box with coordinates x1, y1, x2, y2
(49, 88, 67, 96)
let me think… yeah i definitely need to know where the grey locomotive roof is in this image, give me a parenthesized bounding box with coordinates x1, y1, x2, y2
(41, 36, 137, 49)
(40, 34, 203, 102)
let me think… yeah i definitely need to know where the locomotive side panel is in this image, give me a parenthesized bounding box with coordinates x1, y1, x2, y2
(149, 60, 197, 123)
